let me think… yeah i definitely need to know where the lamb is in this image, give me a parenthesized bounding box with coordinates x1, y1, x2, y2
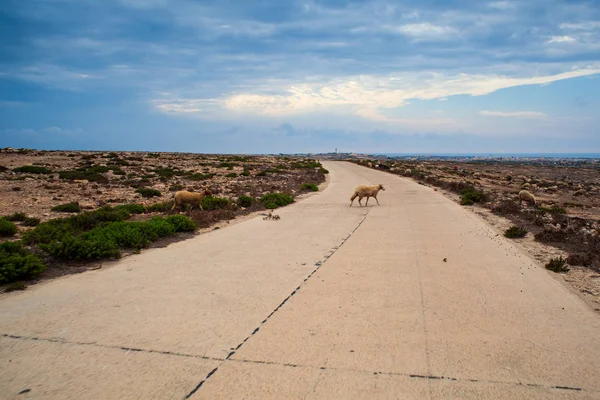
(350, 184, 385, 207)
(171, 189, 212, 212)
(518, 190, 536, 207)
(404, 169, 412, 176)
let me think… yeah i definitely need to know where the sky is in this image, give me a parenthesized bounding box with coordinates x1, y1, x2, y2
(1, 0, 599, 154)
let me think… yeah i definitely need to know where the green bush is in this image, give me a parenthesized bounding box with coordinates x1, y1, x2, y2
(0, 241, 46, 284)
(240, 171, 250, 177)
(545, 256, 569, 273)
(5, 212, 27, 222)
(0, 218, 18, 236)
(187, 173, 214, 181)
(237, 195, 253, 208)
(504, 226, 528, 238)
(39, 215, 196, 261)
(22, 217, 41, 227)
(260, 193, 294, 209)
(13, 165, 52, 174)
(201, 196, 231, 210)
(225, 173, 237, 178)
(538, 205, 567, 215)
(319, 167, 329, 174)
(165, 215, 197, 232)
(59, 165, 108, 182)
(51, 202, 82, 213)
(301, 183, 319, 192)
(136, 188, 161, 198)
(146, 201, 174, 213)
(460, 188, 485, 205)
(114, 204, 146, 214)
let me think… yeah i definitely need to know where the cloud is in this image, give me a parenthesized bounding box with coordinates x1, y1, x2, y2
(547, 35, 576, 43)
(393, 23, 458, 39)
(216, 67, 600, 120)
(479, 110, 548, 118)
(560, 21, 600, 31)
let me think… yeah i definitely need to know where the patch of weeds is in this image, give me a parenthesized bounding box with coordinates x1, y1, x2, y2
(0, 218, 18, 236)
(187, 173, 214, 181)
(538, 205, 567, 215)
(460, 188, 485, 205)
(201, 196, 231, 210)
(504, 226, 528, 238)
(225, 173, 237, 178)
(22, 217, 40, 227)
(240, 171, 250, 177)
(300, 183, 319, 192)
(237, 195, 253, 208)
(151, 168, 185, 180)
(146, 200, 174, 213)
(59, 165, 109, 182)
(545, 256, 569, 273)
(260, 193, 294, 209)
(319, 167, 329, 174)
(136, 187, 161, 198)
(114, 204, 146, 214)
(51, 202, 81, 213)
(5, 212, 27, 222)
(492, 200, 521, 215)
(169, 184, 184, 191)
(219, 162, 237, 168)
(165, 215, 197, 232)
(13, 165, 52, 174)
(147, 153, 160, 158)
(0, 241, 46, 284)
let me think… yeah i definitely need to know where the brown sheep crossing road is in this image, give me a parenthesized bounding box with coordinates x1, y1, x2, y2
(1, 161, 599, 399)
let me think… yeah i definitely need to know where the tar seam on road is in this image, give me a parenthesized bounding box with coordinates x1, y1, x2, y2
(183, 208, 371, 398)
(2, 332, 591, 395)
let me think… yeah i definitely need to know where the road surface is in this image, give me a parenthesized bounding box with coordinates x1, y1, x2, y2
(1, 161, 599, 399)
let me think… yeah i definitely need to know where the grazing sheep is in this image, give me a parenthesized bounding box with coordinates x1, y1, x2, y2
(171, 189, 211, 211)
(518, 190, 536, 207)
(404, 169, 412, 176)
(350, 184, 385, 207)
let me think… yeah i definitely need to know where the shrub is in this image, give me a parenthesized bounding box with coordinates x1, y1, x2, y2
(146, 201, 174, 213)
(0, 218, 18, 236)
(187, 173, 214, 181)
(237, 195, 253, 208)
(5, 212, 27, 222)
(319, 167, 329, 174)
(492, 200, 521, 215)
(240, 171, 250, 177)
(169, 184, 184, 192)
(5, 281, 27, 292)
(0, 241, 46, 284)
(504, 226, 528, 238)
(136, 187, 161, 198)
(13, 165, 52, 174)
(114, 204, 146, 214)
(545, 256, 569, 273)
(59, 165, 108, 182)
(201, 196, 231, 210)
(260, 193, 294, 209)
(22, 217, 41, 227)
(51, 202, 82, 213)
(460, 188, 485, 205)
(165, 215, 197, 232)
(301, 183, 319, 192)
(225, 173, 237, 178)
(538, 205, 567, 215)
(152, 168, 185, 179)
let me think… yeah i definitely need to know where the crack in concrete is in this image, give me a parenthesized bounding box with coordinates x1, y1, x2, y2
(186, 209, 371, 398)
(2, 333, 592, 395)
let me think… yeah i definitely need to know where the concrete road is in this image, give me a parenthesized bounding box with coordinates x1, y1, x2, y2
(1, 161, 599, 400)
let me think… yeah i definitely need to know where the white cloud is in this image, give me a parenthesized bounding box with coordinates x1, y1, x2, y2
(216, 67, 600, 120)
(488, 1, 513, 9)
(393, 23, 458, 38)
(560, 21, 600, 31)
(547, 35, 576, 43)
(152, 98, 219, 114)
(480, 110, 547, 118)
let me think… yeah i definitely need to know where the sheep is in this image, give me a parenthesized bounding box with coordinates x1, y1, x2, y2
(404, 169, 412, 176)
(518, 190, 536, 207)
(171, 189, 212, 212)
(350, 184, 385, 207)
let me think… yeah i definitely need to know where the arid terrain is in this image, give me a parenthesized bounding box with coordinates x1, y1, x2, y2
(0, 148, 327, 289)
(345, 156, 600, 310)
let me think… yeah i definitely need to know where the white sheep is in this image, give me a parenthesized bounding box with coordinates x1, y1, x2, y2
(350, 184, 385, 207)
(171, 189, 212, 212)
(404, 169, 412, 176)
(518, 190, 536, 207)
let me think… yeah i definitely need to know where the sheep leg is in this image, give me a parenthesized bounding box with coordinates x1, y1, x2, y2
(375, 196, 380, 205)
(358, 197, 363, 207)
(365, 196, 369, 206)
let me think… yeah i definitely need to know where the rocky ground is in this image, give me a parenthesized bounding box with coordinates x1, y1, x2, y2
(345, 157, 600, 311)
(0, 148, 327, 287)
